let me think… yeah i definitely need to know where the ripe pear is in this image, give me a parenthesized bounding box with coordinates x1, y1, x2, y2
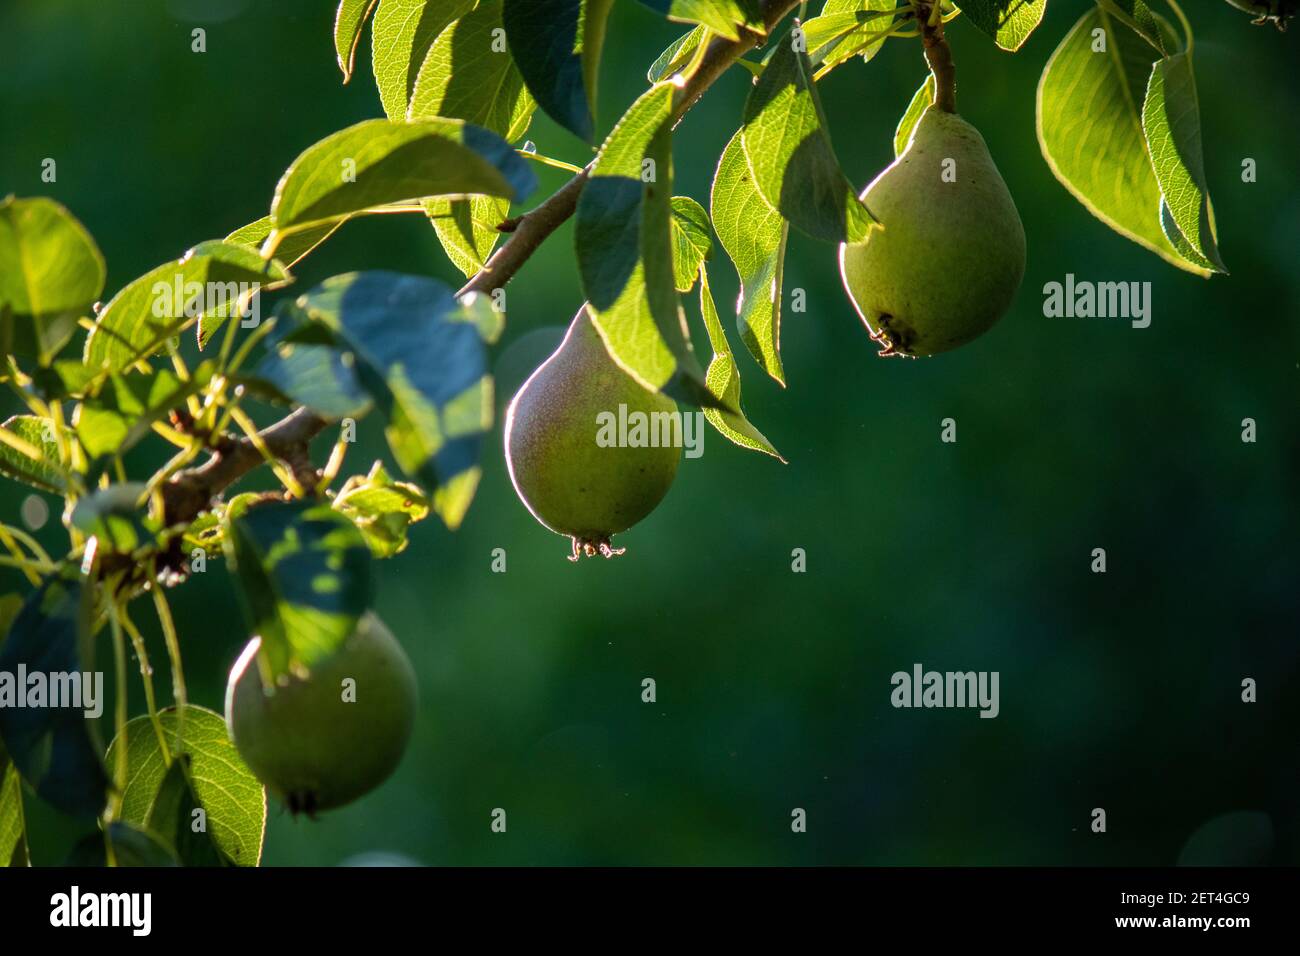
(840, 106, 1026, 356)
(504, 305, 680, 559)
(225, 611, 417, 814)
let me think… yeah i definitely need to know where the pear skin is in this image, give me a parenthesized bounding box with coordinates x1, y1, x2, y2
(840, 107, 1026, 356)
(504, 305, 680, 559)
(226, 612, 417, 815)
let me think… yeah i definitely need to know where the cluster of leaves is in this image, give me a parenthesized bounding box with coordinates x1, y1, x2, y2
(1, 0, 1235, 866)
(1037, 0, 1227, 275)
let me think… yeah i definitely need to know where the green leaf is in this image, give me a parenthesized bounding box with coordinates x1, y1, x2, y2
(424, 195, 510, 279)
(409, 0, 536, 143)
(227, 499, 373, 680)
(0, 623, 30, 866)
(955, 0, 1046, 51)
(669, 196, 713, 292)
(225, 215, 343, 269)
(0, 196, 106, 365)
(1141, 52, 1226, 273)
(29, 360, 99, 401)
(502, 0, 614, 143)
(576, 84, 718, 407)
(70, 483, 156, 555)
(66, 822, 178, 867)
(0, 597, 26, 867)
(699, 266, 784, 460)
(83, 240, 290, 374)
(1036, 8, 1210, 275)
(648, 24, 707, 82)
(741, 32, 875, 243)
(807, 1, 898, 74)
(204, 219, 340, 349)
(268, 118, 536, 239)
(0, 414, 68, 493)
(710, 129, 789, 385)
(895, 74, 935, 158)
(372, 0, 476, 119)
(75, 364, 212, 461)
(145, 760, 224, 867)
(1158, 200, 1215, 273)
(636, 0, 764, 41)
(104, 705, 266, 866)
(334, 461, 431, 558)
(0, 745, 27, 867)
(1098, 0, 1172, 54)
(249, 302, 374, 420)
(0, 571, 108, 818)
(292, 272, 496, 528)
(334, 0, 379, 82)
(407, 0, 534, 275)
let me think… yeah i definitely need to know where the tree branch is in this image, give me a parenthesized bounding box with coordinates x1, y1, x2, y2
(161, 407, 328, 528)
(457, 0, 803, 299)
(162, 0, 803, 526)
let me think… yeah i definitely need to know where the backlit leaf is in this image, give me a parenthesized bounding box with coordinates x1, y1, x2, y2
(105, 705, 265, 867)
(1036, 8, 1210, 275)
(0, 196, 106, 365)
(502, 0, 614, 142)
(269, 119, 536, 239)
(710, 129, 789, 385)
(227, 499, 373, 680)
(741, 32, 875, 243)
(699, 266, 783, 459)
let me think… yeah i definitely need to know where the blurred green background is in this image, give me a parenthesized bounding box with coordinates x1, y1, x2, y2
(1, 0, 1297, 866)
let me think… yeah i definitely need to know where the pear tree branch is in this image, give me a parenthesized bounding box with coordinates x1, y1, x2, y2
(458, 0, 804, 298)
(160, 0, 804, 529)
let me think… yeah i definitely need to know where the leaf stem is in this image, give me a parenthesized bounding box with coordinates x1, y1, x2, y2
(150, 582, 187, 755)
(0, 522, 53, 566)
(316, 430, 350, 495)
(1165, 0, 1193, 54)
(0, 553, 55, 578)
(516, 150, 584, 175)
(105, 599, 129, 823)
(117, 604, 172, 764)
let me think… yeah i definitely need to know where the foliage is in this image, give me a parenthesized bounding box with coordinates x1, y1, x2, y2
(0, 0, 1242, 865)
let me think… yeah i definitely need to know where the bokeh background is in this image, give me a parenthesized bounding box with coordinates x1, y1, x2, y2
(1, 0, 1297, 866)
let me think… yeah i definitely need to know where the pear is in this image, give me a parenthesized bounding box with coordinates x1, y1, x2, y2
(840, 106, 1026, 357)
(225, 612, 417, 815)
(504, 305, 680, 559)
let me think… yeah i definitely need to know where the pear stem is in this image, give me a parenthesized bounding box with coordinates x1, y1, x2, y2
(919, 4, 957, 113)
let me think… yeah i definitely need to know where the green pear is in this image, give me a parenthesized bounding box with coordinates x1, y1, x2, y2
(840, 107, 1026, 356)
(225, 611, 417, 814)
(504, 305, 680, 559)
